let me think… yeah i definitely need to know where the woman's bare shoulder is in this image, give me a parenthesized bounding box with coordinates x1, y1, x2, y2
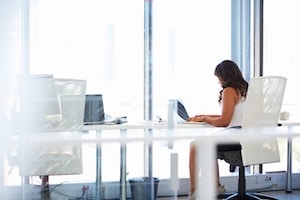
(223, 87, 240, 103)
(223, 87, 237, 94)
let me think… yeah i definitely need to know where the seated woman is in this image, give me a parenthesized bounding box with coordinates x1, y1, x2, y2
(187, 60, 248, 200)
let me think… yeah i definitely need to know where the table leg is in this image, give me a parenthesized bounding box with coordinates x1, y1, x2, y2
(286, 135, 292, 193)
(96, 130, 102, 199)
(120, 129, 127, 200)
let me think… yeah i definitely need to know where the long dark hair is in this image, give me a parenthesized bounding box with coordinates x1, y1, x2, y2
(214, 60, 248, 103)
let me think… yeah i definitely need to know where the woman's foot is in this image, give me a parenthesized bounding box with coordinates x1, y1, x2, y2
(188, 192, 197, 200)
(188, 185, 226, 199)
(217, 185, 227, 194)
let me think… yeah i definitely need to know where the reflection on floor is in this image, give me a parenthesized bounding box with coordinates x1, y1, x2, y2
(158, 190, 300, 200)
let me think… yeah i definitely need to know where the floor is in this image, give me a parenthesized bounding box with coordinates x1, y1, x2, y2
(157, 190, 300, 200)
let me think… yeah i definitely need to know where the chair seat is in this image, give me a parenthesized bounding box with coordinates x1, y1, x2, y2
(218, 149, 243, 167)
(217, 143, 242, 151)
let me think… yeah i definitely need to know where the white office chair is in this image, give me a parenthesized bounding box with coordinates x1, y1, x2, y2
(218, 76, 287, 200)
(16, 77, 86, 195)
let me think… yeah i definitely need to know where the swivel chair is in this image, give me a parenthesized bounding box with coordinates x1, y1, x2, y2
(17, 76, 86, 195)
(218, 76, 287, 200)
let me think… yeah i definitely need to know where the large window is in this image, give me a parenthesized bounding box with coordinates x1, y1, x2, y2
(6, 0, 145, 185)
(151, 0, 231, 180)
(152, 0, 231, 120)
(264, 0, 300, 173)
(25, 0, 232, 183)
(30, 0, 144, 122)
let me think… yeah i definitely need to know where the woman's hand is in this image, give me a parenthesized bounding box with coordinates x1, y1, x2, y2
(187, 115, 206, 122)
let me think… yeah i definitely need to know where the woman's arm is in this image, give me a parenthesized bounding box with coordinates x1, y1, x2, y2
(206, 87, 237, 126)
(188, 114, 220, 122)
(188, 87, 238, 127)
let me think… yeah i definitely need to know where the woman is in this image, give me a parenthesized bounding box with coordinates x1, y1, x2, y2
(187, 60, 248, 200)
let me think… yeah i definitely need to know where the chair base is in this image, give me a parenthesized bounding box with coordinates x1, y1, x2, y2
(218, 192, 278, 200)
(40, 176, 50, 200)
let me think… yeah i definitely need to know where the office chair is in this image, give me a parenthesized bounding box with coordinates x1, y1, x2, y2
(218, 76, 287, 200)
(17, 77, 86, 194)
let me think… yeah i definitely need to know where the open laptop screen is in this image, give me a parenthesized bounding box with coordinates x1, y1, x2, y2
(177, 100, 190, 121)
(83, 94, 105, 125)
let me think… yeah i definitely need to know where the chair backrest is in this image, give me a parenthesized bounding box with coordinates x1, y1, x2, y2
(18, 75, 61, 131)
(54, 78, 86, 130)
(241, 76, 287, 166)
(18, 76, 86, 131)
(19, 78, 86, 176)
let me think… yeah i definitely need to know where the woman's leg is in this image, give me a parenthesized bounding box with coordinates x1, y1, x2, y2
(216, 161, 222, 187)
(189, 143, 197, 194)
(189, 142, 221, 195)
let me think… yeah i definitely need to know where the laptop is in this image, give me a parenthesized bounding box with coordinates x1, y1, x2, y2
(83, 94, 105, 125)
(176, 100, 204, 124)
(176, 100, 190, 121)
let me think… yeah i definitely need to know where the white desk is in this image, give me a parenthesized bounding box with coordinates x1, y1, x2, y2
(5, 124, 300, 199)
(82, 122, 300, 199)
(5, 121, 299, 199)
(82, 122, 222, 200)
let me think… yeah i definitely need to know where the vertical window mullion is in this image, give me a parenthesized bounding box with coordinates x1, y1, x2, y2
(231, 0, 251, 81)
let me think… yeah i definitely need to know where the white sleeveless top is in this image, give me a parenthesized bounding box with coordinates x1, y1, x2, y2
(228, 97, 246, 128)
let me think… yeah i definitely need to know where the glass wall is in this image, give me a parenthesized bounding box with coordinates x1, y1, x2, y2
(2, 0, 298, 198)
(4, 0, 232, 183)
(151, 0, 232, 179)
(152, 0, 231, 119)
(264, 0, 300, 173)
(29, 0, 145, 122)
(4, 0, 145, 186)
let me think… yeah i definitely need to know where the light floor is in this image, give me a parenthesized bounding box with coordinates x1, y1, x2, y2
(158, 190, 300, 200)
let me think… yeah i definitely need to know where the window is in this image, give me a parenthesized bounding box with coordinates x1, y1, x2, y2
(264, 0, 300, 173)
(30, 0, 144, 122)
(152, 0, 231, 179)
(26, 0, 232, 182)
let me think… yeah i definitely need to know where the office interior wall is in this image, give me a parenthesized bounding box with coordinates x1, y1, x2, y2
(1, 0, 300, 198)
